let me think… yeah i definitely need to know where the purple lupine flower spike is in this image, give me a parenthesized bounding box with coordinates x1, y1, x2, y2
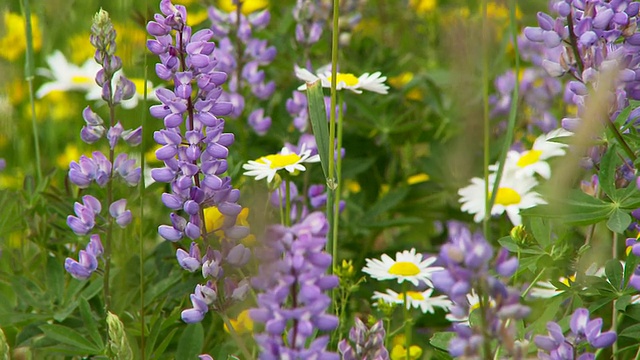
(250, 212, 339, 359)
(338, 318, 390, 360)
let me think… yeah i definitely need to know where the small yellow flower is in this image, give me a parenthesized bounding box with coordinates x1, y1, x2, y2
(0, 11, 42, 61)
(224, 310, 254, 334)
(187, 10, 210, 26)
(409, 0, 437, 15)
(57, 144, 83, 169)
(68, 32, 96, 65)
(390, 344, 423, 360)
(218, 0, 268, 14)
(345, 180, 361, 194)
(407, 173, 429, 185)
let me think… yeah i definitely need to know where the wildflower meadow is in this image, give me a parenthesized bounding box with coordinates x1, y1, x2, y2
(4, 0, 640, 358)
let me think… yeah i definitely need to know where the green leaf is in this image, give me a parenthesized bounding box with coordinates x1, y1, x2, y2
(175, 323, 203, 360)
(616, 294, 631, 311)
(619, 323, 640, 339)
(306, 80, 330, 179)
(429, 331, 455, 351)
(360, 187, 409, 222)
(521, 190, 615, 225)
(39, 324, 102, 353)
(46, 256, 64, 304)
(529, 217, 552, 249)
(79, 297, 104, 349)
(607, 208, 631, 234)
(498, 236, 518, 252)
(605, 259, 624, 291)
(599, 144, 618, 198)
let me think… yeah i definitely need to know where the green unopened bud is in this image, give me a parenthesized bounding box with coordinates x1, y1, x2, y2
(0, 328, 9, 360)
(107, 312, 133, 360)
(91, 8, 117, 56)
(510, 225, 531, 245)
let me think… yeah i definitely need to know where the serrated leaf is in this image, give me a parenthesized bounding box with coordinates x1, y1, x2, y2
(429, 331, 455, 351)
(306, 80, 330, 179)
(607, 208, 631, 233)
(175, 323, 203, 359)
(39, 324, 102, 353)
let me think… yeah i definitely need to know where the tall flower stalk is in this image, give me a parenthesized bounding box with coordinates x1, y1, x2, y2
(65, 9, 142, 314)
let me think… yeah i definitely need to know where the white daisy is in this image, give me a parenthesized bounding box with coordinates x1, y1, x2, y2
(445, 291, 487, 323)
(493, 128, 572, 179)
(294, 65, 389, 94)
(362, 248, 442, 287)
(458, 172, 546, 226)
(36, 51, 101, 98)
(372, 288, 453, 314)
(528, 275, 575, 299)
(242, 144, 320, 183)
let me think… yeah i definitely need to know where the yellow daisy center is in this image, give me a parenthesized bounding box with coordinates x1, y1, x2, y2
(388, 261, 420, 276)
(257, 153, 301, 169)
(516, 150, 542, 167)
(328, 73, 359, 87)
(494, 187, 521, 206)
(397, 291, 425, 301)
(72, 75, 93, 85)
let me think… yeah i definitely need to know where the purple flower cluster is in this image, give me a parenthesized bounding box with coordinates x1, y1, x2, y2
(147, 0, 245, 243)
(293, 0, 329, 46)
(208, 3, 276, 134)
(338, 318, 390, 360)
(535, 308, 617, 359)
(65, 9, 141, 280)
(250, 212, 339, 359)
(432, 222, 529, 358)
(523, 0, 640, 129)
(147, 0, 253, 324)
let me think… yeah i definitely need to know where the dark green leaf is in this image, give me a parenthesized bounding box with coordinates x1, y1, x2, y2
(46, 256, 64, 304)
(599, 144, 618, 198)
(360, 187, 409, 222)
(498, 236, 518, 252)
(175, 323, 203, 360)
(521, 191, 615, 225)
(79, 297, 104, 349)
(619, 323, 640, 339)
(605, 259, 624, 291)
(529, 217, 552, 248)
(429, 331, 455, 351)
(306, 80, 330, 179)
(39, 324, 102, 353)
(607, 208, 631, 234)
(616, 294, 631, 311)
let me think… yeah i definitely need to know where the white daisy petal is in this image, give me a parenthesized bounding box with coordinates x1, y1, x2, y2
(362, 248, 442, 287)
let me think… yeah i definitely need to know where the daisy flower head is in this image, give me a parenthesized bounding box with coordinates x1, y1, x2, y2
(36, 51, 101, 98)
(496, 128, 573, 179)
(294, 64, 389, 94)
(242, 144, 320, 183)
(372, 288, 453, 314)
(458, 172, 546, 226)
(362, 248, 442, 287)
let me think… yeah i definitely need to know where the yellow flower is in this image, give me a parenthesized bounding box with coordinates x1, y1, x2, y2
(390, 335, 423, 360)
(203, 206, 254, 245)
(407, 173, 429, 185)
(57, 144, 84, 169)
(224, 310, 254, 334)
(187, 10, 210, 26)
(0, 11, 42, 61)
(113, 22, 148, 67)
(345, 180, 361, 194)
(68, 32, 95, 65)
(409, 0, 437, 15)
(218, 0, 268, 14)
(41, 91, 80, 122)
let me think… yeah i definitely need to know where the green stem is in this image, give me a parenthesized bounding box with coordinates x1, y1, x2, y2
(139, 19, 148, 356)
(104, 84, 117, 313)
(285, 179, 291, 227)
(606, 120, 637, 162)
(481, 0, 491, 239)
(402, 283, 412, 360)
(221, 313, 253, 360)
(487, 0, 520, 225)
(22, 0, 42, 184)
(332, 92, 344, 275)
(521, 268, 546, 298)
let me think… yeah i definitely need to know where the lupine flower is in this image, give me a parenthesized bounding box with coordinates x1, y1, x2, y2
(295, 65, 389, 94)
(147, 0, 244, 243)
(64, 234, 103, 280)
(67, 195, 101, 236)
(250, 212, 339, 359)
(433, 222, 530, 358)
(362, 248, 442, 287)
(208, 1, 276, 134)
(458, 171, 546, 225)
(535, 308, 617, 358)
(338, 318, 390, 360)
(372, 288, 453, 314)
(0, 159, 5, 172)
(242, 144, 320, 183)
